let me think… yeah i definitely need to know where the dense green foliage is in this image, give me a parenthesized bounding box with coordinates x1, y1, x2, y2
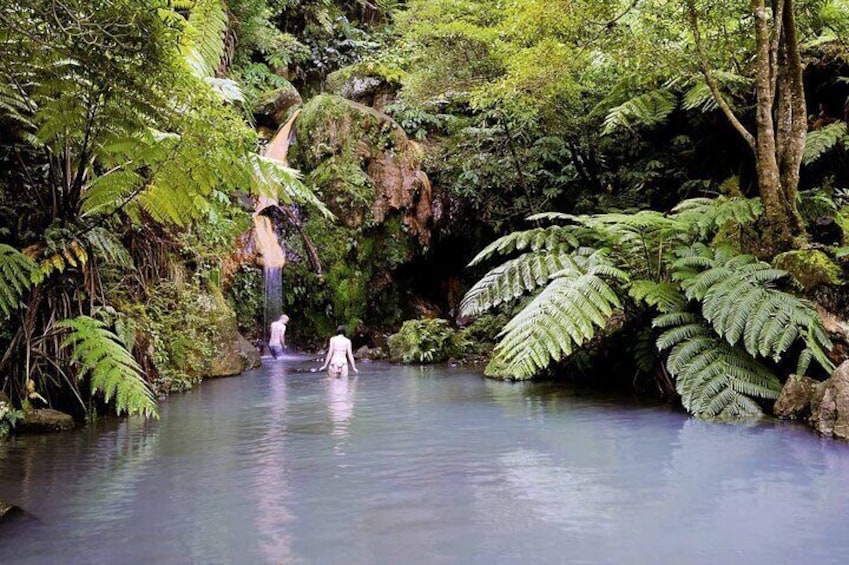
(0, 0, 324, 419)
(2, 0, 849, 426)
(461, 197, 837, 419)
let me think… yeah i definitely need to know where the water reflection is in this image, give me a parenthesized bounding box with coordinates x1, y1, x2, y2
(252, 370, 295, 564)
(326, 375, 356, 440)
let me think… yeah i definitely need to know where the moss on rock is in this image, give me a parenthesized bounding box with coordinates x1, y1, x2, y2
(773, 249, 843, 291)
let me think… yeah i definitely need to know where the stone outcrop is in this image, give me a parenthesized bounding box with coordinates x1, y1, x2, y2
(325, 64, 399, 111)
(810, 360, 849, 440)
(18, 408, 74, 433)
(777, 362, 849, 440)
(208, 319, 262, 378)
(774, 375, 820, 420)
(292, 94, 433, 245)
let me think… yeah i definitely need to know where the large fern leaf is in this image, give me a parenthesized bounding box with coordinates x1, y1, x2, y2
(673, 244, 834, 372)
(0, 244, 42, 316)
(461, 247, 582, 317)
(654, 310, 781, 420)
(602, 88, 677, 135)
(671, 196, 763, 239)
(180, 0, 229, 78)
(803, 122, 849, 166)
(57, 316, 157, 418)
(468, 224, 582, 267)
(483, 251, 628, 379)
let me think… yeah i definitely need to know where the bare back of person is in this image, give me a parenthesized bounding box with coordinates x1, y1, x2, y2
(319, 326, 358, 377)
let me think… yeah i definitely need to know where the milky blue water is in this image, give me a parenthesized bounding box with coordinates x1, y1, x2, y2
(2, 355, 849, 564)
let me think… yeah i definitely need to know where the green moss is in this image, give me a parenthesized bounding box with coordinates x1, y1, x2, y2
(773, 249, 843, 291)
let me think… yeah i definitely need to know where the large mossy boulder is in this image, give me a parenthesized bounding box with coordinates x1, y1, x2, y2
(772, 249, 842, 291)
(207, 299, 261, 378)
(283, 95, 435, 340)
(292, 94, 432, 244)
(18, 408, 74, 433)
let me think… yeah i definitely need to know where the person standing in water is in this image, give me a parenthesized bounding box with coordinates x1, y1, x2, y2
(269, 314, 289, 359)
(319, 325, 359, 377)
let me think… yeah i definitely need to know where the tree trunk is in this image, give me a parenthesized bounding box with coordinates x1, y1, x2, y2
(689, 0, 809, 252)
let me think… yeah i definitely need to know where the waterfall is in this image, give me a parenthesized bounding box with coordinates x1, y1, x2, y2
(255, 111, 300, 338)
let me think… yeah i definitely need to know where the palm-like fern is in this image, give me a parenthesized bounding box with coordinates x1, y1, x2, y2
(57, 316, 157, 418)
(462, 195, 828, 420)
(602, 88, 678, 134)
(462, 248, 628, 379)
(803, 122, 849, 166)
(180, 0, 229, 78)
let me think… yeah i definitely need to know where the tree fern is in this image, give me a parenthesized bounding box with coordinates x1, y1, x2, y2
(0, 245, 41, 316)
(461, 247, 585, 316)
(803, 122, 849, 166)
(654, 310, 781, 420)
(673, 244, 833, 372)
(481, 250, 628, 379)
(602, 88, 677, 135)
(57, 316, 157, 418)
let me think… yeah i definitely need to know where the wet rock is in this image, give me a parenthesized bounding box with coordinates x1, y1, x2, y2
(810, 360, 849, 440)
(774, 375, 820, 420)
(18, 409, 74, 433)
(252, 82, 302, 130)
(772, 249, 842, 291)
(207, 304, 261, 378)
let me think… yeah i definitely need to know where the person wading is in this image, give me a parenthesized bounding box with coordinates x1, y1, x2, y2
(319, 325, 359, 377)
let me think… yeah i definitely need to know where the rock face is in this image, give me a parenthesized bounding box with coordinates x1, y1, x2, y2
(774, 375, 820, 420)
(325, 65, 399, 111)
(774, 361, 849, 441)
(292, 94, 433, 245)
(810, 361, 849, 440)
(208, 319, 262, 378)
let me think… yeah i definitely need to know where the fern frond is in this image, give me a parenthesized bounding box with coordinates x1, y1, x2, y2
(57, 316, 157, 418)
(180, 0, 228, 78)
(671, 196, 763, 238)
(803, 122, 849, 166)
(252, 155, 333, 218)
(82, 227, 133, 268)
(483, 252, 627, 380)
(0, 244, 41, 316)
(602, 88, 677, 135)
(656, 312, 780, 420)
(629, 280, 686, 313)
(467, 225, 581, 267)
(673, 244, 833, 371)
(461, 249, 582, 317)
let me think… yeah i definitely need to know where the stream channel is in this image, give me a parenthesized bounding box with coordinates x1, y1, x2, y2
(2, 354, 849, 564)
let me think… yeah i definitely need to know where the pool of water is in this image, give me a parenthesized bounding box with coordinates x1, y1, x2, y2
(2, 355, 849, 564)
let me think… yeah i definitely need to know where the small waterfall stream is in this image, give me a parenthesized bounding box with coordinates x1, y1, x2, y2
(254, 111, 301, 336)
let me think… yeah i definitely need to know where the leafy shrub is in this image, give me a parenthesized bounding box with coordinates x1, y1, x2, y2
(388, 318, 468, 364)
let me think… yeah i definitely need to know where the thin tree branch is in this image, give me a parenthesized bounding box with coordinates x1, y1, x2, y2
(686, 0, 757, 151)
